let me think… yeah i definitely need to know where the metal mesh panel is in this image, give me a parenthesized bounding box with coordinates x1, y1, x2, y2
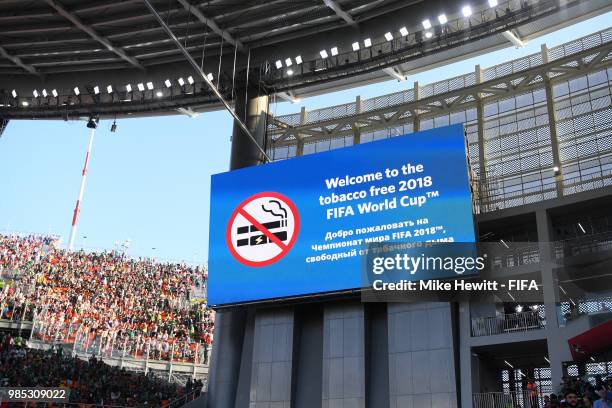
(553, 68, 612, 195)
(548, 28, 611, 61)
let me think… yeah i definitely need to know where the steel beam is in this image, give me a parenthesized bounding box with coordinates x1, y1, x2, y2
(0, 46, 39, 76)
(43, 0, 144, 70)
(323, 0, 357, 26)
(177, 0, 245, 52)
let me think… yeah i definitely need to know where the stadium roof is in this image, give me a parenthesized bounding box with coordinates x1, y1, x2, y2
(0, 0, 610, 119)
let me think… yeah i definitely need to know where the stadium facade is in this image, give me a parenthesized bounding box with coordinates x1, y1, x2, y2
(207, 28, 612, 408)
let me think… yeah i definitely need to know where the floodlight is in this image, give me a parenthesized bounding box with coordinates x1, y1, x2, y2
(319, 50, 328, 58)
(146, 82, 154, 90)
(107, 85, 113, 93)
(425, 31, 433, 38)
(275, 60, 283, 69)
(178, 77, 185, 86)
(207, 73, 214, 81)
(33, 90, 39, 98)
(438, 14, 447, 24)
(73, 87, 80, 95)
(287, 69, 294, 76)
(93, 86, 100, 95)
(187, 76, 194, 85)
(422, 19, 432, 29)
(156, 91, 163, 97)
(52, 89, 58, 97)
(364, 38, 372, 47)
(164, 79, 171, 88)
(22, 101, 29, 106)
(330, 47, 338, 56)
(462, 5, 472, 17)
(352, 42, 360, 51)
(11, 90, 17, 98)
(42, 89, 48, 97)
(126, 84, 132, 92)
(137, 83, 145, 91)
(384, 32, 393, 41)
(295, 55, 302, 64)
(488, 0, 498, 7)
(285, 58, 292, 67)
(399, 27, 409, 36)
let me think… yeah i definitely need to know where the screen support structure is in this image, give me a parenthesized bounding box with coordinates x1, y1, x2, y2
(142, 0, 271, 163)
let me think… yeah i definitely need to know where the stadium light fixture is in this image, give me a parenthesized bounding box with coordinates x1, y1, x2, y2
(52, 89, 58, 98)
(287, 69, 294, 76)
(156, 91, 163, 97)
(425, 31, 433, 39)
(42, 89, 48, 97)
(107, 85, 113, 94)
(578, 222, 586, 234)
(33, 90, 39, 98)
(187, 76, 194, 85)
(384, 32, 393, 41)
(438, 14, 447, 24)
(499, 239, 509, 249)
(504, 360, 514, 369)
(553, 165, 560, 175)
(22, 101, 29, 107)
(352, 42, 360, 51)
(146, 82, 154, 90)
(164, 79, 172, 88)
(295, 55, 302, 64)
(178, 77, 185, 86)
(73, 87, 80, 96)
(126, 84, 132, 92)
(399, 27, 409, 37)
(488, 0, 498, 7)
(515, 305, 523, 313)
(422, 19, 432, 29)
(364, 38, 372, 47)
(330, 47, 338, 56)
(207, 73, 214, 81)
(319, 50, 328, 58)
(275, 60, 283, 69)
(11, 90, 17, 98)
(285, 58, 292, 67)
(462, 5, 472, 17)
(137, 83, 145, 91)
(93, 86, 100, 95)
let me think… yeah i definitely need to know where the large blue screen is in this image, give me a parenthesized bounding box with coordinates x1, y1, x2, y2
(208, 124, 475, 305)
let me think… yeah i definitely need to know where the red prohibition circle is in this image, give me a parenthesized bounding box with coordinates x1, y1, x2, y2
(226, 191, 300, 267)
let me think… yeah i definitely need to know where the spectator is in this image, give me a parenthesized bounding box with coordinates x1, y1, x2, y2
(563, 389, 583, 408)
(595, 385, 611, 408)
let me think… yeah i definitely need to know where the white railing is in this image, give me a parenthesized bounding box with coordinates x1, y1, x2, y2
(471, 310, 546, 337)
(474, 391, 546, 408)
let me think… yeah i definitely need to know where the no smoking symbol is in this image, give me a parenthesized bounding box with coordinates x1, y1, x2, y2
(226, 192, 300, 267)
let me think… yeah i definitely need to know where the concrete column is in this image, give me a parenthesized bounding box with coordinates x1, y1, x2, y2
(387, 302, 458, 408)
(208, 89, 271, 408)
(296, 106, 307, 156)
(413, 82, 420, 132)
(322, 303, 365, 408)
(230, 88, 270, 169)
(459, 300, 475, 407)
(535, 208, 564, 391)
(248, 309, 294, 407)
(541, 44, 564, 198)
(354, 95, 362, 145)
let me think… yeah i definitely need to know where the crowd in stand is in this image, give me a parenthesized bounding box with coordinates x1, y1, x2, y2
(0, 332, 203, 406)
(540, 376, 612, 407)
(0, 234, 213, 364)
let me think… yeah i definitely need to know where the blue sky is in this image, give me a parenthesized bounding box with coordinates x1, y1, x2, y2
(1, 13, 610, 263)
